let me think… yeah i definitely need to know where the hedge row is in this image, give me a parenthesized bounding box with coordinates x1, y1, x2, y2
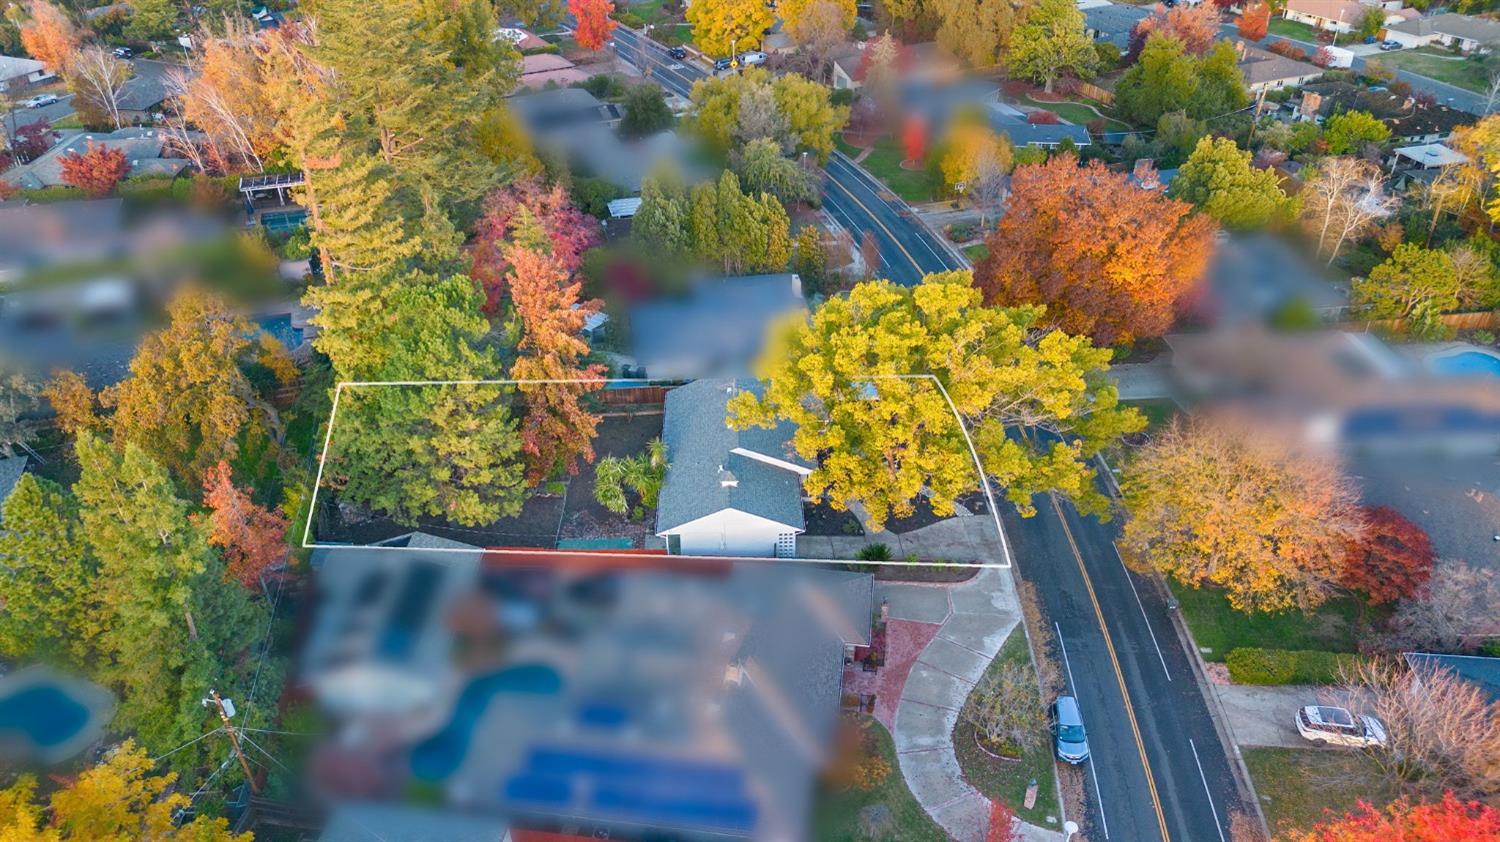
(1224, 647, 1362, 685)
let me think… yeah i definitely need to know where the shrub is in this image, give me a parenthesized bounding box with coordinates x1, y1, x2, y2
(856, 543, 891, 561)
(1225, 647, 1362, 685)
(1028, 110, 1060, 125)
(613, 10, 645, 28)
(830, 88, 856, 107)
(1473, 329, 1496, 346)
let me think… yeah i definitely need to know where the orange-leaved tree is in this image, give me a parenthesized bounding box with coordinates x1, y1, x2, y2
(471, 177, 602, 312)
(973, 154, 1214, 346)
(203, 460, 288, 589)
(1238, 3, 1270, 41)
(18, 0, 78, 71)
(506, 245, 608, 484)
(1283, 793, 1500, 841)
(568, 0, 617, 51)
(1127, 1, 1219, 59)
(58, 141, 129, 198)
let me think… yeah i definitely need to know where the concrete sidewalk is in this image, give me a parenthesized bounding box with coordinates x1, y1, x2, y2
(884, 568, 1063, 841)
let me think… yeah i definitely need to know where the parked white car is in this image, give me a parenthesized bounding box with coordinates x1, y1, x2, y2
(21, 93, 59, 109)
(1296, 705, 1387, 748)
(738, 51, 767, 66)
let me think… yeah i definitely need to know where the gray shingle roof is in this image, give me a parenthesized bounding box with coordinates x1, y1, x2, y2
(1084, 3, 1152, 48)
(656, 378, 808, 534)
(1389, 12, 1500, 44)
(0, 456, 27, 514)
(1404, 653, 1500, 704)
(631, 273, 805, 379)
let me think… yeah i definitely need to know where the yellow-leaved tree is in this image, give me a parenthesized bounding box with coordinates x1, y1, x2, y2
(686, 0, 773, 58)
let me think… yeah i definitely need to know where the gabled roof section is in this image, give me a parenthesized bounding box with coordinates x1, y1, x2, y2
(1405, 652, 1500, 704)
(656, 379, 809, 534)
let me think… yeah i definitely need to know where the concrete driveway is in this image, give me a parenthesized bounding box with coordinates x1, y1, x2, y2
(1212, 684, 1368, 749)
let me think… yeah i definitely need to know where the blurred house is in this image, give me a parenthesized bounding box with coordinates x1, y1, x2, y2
(655, 378, 811, 558)
(629, 273, 806, 379)
(1282, 0, 1410, 34)
(829, 41, 962, 91)
(319, 803, 512, 842)
(514, 54, 592, 91)
(987, 102, 1092, 148)
(1385, 12, 1500, 53)
(0, 198, 126, 281)
(1295, 82, 1470, 144)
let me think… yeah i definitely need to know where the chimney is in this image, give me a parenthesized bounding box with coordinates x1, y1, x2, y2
(718, 466, 738, 488)
(1132, 158, 1160, 190)
(1235, 40, 1247, 59)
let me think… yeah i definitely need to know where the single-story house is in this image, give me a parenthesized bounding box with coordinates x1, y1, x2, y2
(987, 102, 1092, 148)
(1296, 82, 1470, 143)
(514, 53, 592, 91)
(0, 455, 28, 520)
(495, 26, 549, 51)
(656, 378, 811, 558)
(1391, 141, 1468, 170)
(508, 86, 622, 133)
(630, 272, 806, 380)
(1282, 0, 1402, 34)
(116, 59, 182, 123)
(830, 41, 961, 91)
(1, 127, 194, 191)
(1385, 12, 1500, 53)
(0, 198, 126, 281)
(0, 55, 50, 93)
(1404, 653, 1500, 703)
(1237, 44, 1324, 92)
(1084, 3, 1153, 50)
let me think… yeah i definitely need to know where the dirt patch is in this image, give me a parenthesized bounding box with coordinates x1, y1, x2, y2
(805, 500, 866, 537)
(557, 413, 665, 547)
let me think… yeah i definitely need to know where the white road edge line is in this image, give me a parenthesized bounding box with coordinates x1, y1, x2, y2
(1056, 621, 1109, 840)
(1189, 738, 1227, 842)
(827, 154, 951, 268)
(1117, 549, 1172, 681)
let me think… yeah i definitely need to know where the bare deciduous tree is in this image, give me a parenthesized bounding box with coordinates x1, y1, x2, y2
(1340, 657, 1500, 802)
(64, 46, 132, 129)
(1300, 157, 1397, 266)
(962, 660, 1045, 756)
(788, 0, 850, 84)
(1387, 560, 1500, 653)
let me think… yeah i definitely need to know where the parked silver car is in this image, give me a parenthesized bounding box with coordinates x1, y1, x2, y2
(1296, 705, 1387, 748)
(1051, 695, 1089, 764)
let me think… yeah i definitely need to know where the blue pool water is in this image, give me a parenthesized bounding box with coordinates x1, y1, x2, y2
(410, 664, 562, 781)
(0, 685, 91, 749)
(254, 314, 304, 350)
(1429, 350, 1500, 378)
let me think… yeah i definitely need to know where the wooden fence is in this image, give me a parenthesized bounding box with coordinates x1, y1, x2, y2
(1336, 310, 1500, 334)
(1062, 79, 1115, 106)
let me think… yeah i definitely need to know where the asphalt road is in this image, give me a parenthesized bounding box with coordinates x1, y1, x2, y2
(612, 25, 966, 286)
(1000, 443, 1248, 842)
(2, 94, 74, 140)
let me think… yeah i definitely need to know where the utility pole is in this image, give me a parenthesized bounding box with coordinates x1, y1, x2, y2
(207, 690, 259, 794)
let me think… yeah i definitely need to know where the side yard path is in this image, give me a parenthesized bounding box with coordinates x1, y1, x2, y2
(883, 568, 1061, 841)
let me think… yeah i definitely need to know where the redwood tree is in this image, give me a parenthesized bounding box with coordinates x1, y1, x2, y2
(58, 141, 129, 197)
(1285, 793, 1500, 842)
(506, 246, 608, 484)
(471, 178, 602, 311)
(973, 154, 1214, 345)
(1341, 505, 1435, 605)
(568, 0, 617, 51)
(202, 460, 288, 588)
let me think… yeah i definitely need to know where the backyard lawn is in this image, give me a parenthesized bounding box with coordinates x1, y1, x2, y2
(1168, 580, 1363, 661)
(1267, 18, 1321, 43)
(1121, 398, 1179, 433)
(952, 627, 1063, 830)
(1020, 96, 1130, 131)
(1243, 747, 1400, 836)
(811, 716, 947, 842)
(1378, 48, 1488, 93)
(963, 243, 990, 263)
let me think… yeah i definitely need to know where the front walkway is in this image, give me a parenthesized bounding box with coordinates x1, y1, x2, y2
(883, 568, 1060, 841)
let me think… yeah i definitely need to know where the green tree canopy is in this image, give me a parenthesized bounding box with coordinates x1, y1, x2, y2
(1324, 110, 1391, 155)
(0, 475, 99, 667)
(1352, 243, 1462, 322)
(729, 272, 1142, 530)
(1004, 0, 1098, 93)
(1170, 135, 1295, 229)
(1115, 33, 1196, 126)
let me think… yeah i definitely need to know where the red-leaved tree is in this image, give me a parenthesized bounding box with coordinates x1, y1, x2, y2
(506, 246, 608, 484)
(902, 115, 926, 164)
(1340, 505, 1435, 605)
(569, 0, 617, 51)
(58, 141, 128, 197)
(471, 178, 602, 312)
(1127, 3, 1220, 61)
(1238, 3, 1270, 41)
(203, 460, 289, 588)
(11, 120, 54, 163)
(1285, 793, 1500, 841)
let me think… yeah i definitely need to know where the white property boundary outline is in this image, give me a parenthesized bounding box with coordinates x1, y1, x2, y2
(305, 375, 1013, 569)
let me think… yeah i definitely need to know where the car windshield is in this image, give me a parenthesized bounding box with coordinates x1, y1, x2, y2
(1058, 724, 1085, 742)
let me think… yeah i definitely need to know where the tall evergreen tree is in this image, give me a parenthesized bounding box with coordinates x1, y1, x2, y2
(0, 475, 99, 666)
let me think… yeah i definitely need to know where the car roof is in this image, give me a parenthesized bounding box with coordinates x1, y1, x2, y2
(1306, 705, 1355, 727)
(1056, 695, 1084, 724)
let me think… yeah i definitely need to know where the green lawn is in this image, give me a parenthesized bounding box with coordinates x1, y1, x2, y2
(1267, 17, 1321, 43)
(1020, 96, 1130, 131)
(1169, 580, 1363, 662)
(811, 716, 947, 842)
(953, 627, 1063, 829)
(1122, 398, 1179, 432)
(963, 243, 990, 263)
(1243, 747, 1400, 837)
(858, 139, 942, 204)
(1379, 48, 1488, 93)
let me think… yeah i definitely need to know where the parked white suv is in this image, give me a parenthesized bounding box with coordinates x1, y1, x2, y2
(738, 51, 767, 66)
(1296, 705, 1387, 748)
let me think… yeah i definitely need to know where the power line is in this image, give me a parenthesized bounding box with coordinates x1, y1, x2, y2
(151, 727, 224, 763)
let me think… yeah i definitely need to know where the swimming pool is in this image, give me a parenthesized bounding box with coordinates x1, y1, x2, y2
(1428, 349, 1500, 378)
(254, 314, 305, 350)
(410, 664, 562, 781)
(0, 684, 90, 750)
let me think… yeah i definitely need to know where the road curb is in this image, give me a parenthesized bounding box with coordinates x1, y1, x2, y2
(1094, 453, 1272, 841)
